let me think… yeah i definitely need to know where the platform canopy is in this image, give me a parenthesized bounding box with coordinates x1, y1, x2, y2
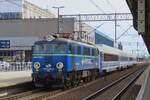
(126, 0, 150, 53)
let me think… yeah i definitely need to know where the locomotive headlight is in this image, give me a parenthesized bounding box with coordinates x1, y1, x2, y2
(34, 62, 40, 71)
(56, 62, 64, 70)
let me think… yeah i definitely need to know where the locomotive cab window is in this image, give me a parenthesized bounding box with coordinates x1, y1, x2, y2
(33, 43, 66, 54)
(33, 44, 47, 53)
(53, 44, 66, 54)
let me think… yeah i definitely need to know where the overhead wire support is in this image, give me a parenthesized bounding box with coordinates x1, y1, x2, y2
(61, 13, 133, 22)
(61, 13, 133, 44)
(89, 23, 104, 34)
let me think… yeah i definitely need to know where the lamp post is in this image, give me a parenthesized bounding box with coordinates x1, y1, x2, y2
(52, 6, 64, 34)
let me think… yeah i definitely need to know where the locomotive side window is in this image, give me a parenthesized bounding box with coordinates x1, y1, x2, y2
(68, 45, 72, 54)
(68, 44, 76, 54)
(77, 46, 81, 55)
(92, 48, 96, 56)
(83, 47, 90, 56)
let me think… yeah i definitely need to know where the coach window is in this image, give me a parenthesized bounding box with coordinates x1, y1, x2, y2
(130, 57, 133, 61)
(104, 54, 118, 61)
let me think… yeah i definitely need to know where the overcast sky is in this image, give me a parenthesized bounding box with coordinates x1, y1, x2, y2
(27, 0, 149, 57)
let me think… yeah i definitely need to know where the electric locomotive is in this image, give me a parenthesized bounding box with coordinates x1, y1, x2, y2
(32, 38, 99, 87)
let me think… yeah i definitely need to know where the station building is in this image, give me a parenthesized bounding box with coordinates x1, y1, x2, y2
(0, 0, 114, 62)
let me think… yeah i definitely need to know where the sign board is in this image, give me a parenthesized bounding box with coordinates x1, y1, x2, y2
(138, 0, 145, 34)
(0, 40, 10, 48)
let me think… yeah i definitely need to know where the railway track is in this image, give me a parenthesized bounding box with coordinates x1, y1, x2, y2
(45, 64, 147, 100)
(0, 88, 62, 100)
(19, 89, 62, 100)
(83, 67, 145, 100)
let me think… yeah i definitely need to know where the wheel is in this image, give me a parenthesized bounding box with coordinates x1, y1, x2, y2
(71, 75, 80, 87)
(64, 79, 72, 88)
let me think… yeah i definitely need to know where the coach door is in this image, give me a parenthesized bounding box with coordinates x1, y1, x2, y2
(99, 51, 103, 75)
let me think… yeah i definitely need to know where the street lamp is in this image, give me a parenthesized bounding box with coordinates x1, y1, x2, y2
(52, 6, 64, 34)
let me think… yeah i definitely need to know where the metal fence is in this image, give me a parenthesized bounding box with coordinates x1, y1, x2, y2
(0, 62, 32, 72)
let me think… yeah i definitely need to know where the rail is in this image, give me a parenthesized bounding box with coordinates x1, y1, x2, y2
(83, 67, 145, 100)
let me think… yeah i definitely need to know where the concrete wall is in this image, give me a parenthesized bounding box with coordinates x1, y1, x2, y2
(0, 18, 75, 38)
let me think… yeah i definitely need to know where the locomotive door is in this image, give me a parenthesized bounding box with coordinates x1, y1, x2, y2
(68, 44, 76, 71)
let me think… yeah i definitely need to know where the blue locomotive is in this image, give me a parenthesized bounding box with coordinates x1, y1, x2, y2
(32, 38, 99, 87)
(32, 38, 137, 88)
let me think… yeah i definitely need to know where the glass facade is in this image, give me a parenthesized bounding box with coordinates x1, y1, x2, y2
(0, 12, 21, 20)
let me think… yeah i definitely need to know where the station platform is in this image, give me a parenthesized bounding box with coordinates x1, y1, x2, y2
(136, 65, 150, 100)
(0, 71, 32, 88)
